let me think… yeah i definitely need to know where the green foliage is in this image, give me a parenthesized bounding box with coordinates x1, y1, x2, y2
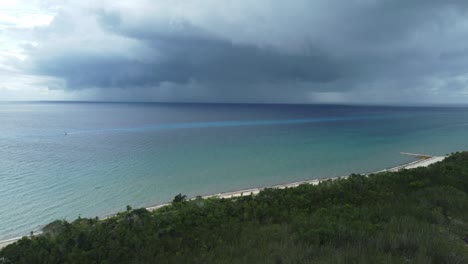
(2, 152, 468, 263)
(172, 193, 187, 204)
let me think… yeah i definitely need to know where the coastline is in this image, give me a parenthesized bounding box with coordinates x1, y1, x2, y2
(146, 155, 447, 211)
(0, 155, 447, 250)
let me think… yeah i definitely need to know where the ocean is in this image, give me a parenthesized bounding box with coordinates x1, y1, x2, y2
(1, 102, 468, 240)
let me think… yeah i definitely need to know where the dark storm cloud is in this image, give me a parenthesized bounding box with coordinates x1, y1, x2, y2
(30, 16, 343, 89)
(19, 0, 468, 103)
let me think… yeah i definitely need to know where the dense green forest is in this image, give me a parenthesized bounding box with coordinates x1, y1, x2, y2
(2, 153, 468, 263)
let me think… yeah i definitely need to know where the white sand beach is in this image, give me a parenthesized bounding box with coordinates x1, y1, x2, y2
(145, 155, 448, 212)
(0, 237, 22, 250)
(0, 155, 447, 250)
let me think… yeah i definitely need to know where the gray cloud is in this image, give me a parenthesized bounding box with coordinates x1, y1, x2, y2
(26, 6, 348, 90)
(31, 29, 343, 88)
(13, 0, 468, 103)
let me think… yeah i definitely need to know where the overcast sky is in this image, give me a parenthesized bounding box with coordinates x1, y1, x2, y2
(1, 0, 468, 104)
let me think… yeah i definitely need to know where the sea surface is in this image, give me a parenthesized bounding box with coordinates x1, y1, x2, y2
(1, 102, 468, 240)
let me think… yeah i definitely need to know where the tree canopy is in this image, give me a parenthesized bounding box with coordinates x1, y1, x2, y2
(2, 152, 468, 263)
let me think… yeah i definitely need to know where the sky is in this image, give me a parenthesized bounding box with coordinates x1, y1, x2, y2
(1, 0, 468, 104)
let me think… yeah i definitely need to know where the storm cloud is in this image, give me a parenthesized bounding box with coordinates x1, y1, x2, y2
(31, 29, 342, 88)
(4, 0, 468, 103)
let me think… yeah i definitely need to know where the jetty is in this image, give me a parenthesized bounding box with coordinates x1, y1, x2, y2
(400, 152, 433, 159)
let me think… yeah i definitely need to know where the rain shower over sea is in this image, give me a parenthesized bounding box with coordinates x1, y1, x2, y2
(1, 102, 468, 240)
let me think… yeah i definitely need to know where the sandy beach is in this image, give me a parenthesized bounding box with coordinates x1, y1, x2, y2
(151, 155, 446, 206)
(0, 155, 447, 250)
(0, 237, 22, 250)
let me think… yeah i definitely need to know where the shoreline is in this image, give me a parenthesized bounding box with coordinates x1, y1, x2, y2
(0, 155, 447, 249)
(145, 155, 447, 211)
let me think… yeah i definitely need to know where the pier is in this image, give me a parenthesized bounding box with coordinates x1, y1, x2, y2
(400, 152, 433, 159)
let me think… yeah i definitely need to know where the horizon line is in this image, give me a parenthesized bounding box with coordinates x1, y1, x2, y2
(1, 100, 468, 108)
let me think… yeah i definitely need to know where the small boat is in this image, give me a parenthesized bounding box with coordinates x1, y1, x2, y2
(64, 132, 68, 135)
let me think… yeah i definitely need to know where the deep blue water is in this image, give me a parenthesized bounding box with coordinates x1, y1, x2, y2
(1, 102, 468, 240)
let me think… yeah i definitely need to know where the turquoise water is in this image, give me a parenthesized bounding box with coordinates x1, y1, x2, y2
(1, 102, 468, 240)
